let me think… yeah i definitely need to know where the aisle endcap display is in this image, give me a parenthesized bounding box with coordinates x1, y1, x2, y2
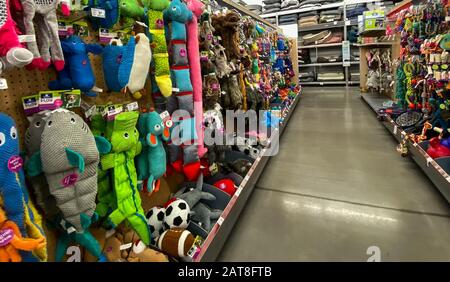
(0, 0, 301, 262)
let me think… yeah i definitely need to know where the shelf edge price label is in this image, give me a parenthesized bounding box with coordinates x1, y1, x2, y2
(393, 125, 397, 135)
(217, 217, 224, 226)
(235, 187, 243, 197)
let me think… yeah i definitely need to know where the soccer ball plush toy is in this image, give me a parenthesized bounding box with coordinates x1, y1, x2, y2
(163, 199, 191, 230)
(146, 206, 166, 243)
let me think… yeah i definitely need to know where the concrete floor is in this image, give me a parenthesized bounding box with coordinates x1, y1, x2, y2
(217, 87, 450, 261)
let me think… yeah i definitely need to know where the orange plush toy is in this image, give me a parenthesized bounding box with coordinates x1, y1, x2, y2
(0, 207, 46, 262)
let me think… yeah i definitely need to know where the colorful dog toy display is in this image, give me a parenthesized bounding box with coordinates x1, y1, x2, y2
(0, 0, 300, 262)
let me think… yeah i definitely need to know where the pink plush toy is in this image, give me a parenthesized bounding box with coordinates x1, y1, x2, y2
(427, 137, 450, 159)
(0, 0, 34, 70)
(186, 0, 207, 158)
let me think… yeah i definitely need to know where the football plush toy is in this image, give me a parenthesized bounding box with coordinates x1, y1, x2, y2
(146, 206, 166, 243)
(156, 229, 195, 259)
(163, 199, 191, 230)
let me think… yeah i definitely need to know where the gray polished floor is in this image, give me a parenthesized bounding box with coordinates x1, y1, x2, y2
(218, 87, 450, 261)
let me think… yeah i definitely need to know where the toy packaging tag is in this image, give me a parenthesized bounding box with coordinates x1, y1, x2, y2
(38, 91, 63, 111)
(124, 101, 139, 112)
(0, 78, 7, 90)
(58, 21, 74, 37)
(91, 8, 106, 18)
(104, 104, 123, 121)
(187, 235, 204, 259)
(22, 95, 40, 116)
(81, 100, 96, 119)
(160, 111, 170, 122)
(18, 34, 36, 43)
(209, 163, 219, 175)
(60, 89, 81, 109)
(73, 20, 89, 37)
(99, 28, 117, 44)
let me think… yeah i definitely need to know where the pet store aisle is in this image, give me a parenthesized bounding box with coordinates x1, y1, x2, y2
(218, 87, 450, 261)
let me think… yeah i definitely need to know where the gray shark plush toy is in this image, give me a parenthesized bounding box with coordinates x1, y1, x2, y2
(24, 111, 60, 222)
(26, 109, 110, 261)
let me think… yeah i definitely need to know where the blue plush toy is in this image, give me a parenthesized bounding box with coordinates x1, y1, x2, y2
(0, 113, 47, 262)
(103, 39, 124, 92)
(86, 0, 120, 29)
(49, 36, 103, 97)
(118, 35, 136, 92)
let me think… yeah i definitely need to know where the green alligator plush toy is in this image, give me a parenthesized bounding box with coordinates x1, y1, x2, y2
(26, 109, 110, 261)
(143, 0, 172, 98)
(98, 111, 151, 245)
(90, 114, 116, 222)
(135, 109, 170, 193)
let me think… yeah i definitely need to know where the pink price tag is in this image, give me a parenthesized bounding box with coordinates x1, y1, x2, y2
(7, 156, 23, 173)
(62, 173, 78, 187)
(0, 228, 14, 247)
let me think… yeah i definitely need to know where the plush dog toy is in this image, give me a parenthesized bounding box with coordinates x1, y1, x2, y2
(164, 0, 200, 181)
(90, 114, 115, 222)
(143, 0, 172, 98)
(118, 33, 151, 99)
(98, 111, 151, 245)
(0, 206, 46, 262)
(0, 113, 47, 262)
(186, 0, 207, 159)
(49, 36, 103, 97)
(0, 0, 34, 68)
(102, 39, 124, 93)
(26, 109, 106, 261)
(24, 111, 59, 223)
(19, 0, 70, 70)
(136, 109, 170, 193)
(119, 0, 144, 25)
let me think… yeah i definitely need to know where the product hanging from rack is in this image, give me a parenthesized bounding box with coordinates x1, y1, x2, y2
(0, 0, 300, 262)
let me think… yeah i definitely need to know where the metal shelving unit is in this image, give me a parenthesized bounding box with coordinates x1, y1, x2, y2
(361, 91, 450, 203)
(298, 42, 343, 49)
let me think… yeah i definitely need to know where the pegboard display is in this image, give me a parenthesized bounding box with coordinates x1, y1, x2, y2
(0, 40, 162, 262)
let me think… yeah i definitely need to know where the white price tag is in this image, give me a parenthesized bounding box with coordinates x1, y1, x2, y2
(393, 125, 398, 135)
(119, 243, 133, 250)
(217, 217, 224, 226)
(413, 142, 418, 147)
(345, 20, 351, 26)
(333, 21, 337, 25)
(67, 227, 76, 234)
(172, 88, 180, 92)
(401, 131, 406, 137)
(235, 187, 242, 197)
(126, 101, 139, 112)
(91, 8, 106, 18)
(320, 82, 324, 86)
(18, 34, 36, 43)
(446, 176, 450, 182)
(0, 78, 8, 90)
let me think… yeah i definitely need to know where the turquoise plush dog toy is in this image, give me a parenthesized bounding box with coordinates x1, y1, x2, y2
(0, 113, 47, 262)
(136, 109, 170, 193)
